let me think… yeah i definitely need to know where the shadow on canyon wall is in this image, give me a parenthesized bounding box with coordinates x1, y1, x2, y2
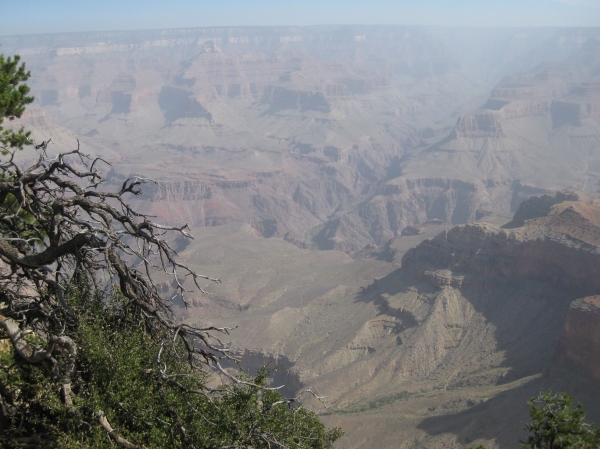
(355, 263, 600, 445)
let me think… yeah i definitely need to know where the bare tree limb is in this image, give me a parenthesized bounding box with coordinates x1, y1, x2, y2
(0, 142, 231, 403)
(96, 411, 148, 449)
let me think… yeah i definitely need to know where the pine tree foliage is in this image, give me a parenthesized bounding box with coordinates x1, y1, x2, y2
(1, 278, 342, 448)
(520, 391, 600, 449)
(0, 53, 34, 152)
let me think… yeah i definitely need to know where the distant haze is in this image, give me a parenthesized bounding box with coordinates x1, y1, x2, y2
(1, 0, 599, 36)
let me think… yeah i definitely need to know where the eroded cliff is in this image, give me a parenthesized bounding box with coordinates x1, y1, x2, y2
(555, 296, 600, 382)
(6, 27, 600, 255)
(203, 193, 600, 448)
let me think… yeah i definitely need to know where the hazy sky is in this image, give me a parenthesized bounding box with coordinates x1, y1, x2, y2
(1, 0, 599, 35)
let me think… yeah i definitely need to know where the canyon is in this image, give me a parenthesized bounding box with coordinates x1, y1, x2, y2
(2, 25, 600, 448)
(196, 193, 600, 448)
(4, 26, 600, 253)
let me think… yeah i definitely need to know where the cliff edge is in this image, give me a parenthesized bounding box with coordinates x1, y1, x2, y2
(555, 296, 600, 382)
(402, 191, 600, 384)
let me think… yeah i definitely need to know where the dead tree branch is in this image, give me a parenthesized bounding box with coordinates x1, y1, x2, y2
(0, 142, 230, 401)
(96, 411, 148, 449)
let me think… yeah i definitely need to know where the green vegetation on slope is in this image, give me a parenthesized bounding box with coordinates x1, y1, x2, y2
(520, 391, 600, 449)
(471, 390, 600, 449)
(0, 53, 33, 151)
(0, 279, 342, 447)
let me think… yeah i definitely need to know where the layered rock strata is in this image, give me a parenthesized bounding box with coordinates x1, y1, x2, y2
(401, 194, 600, 384)
(172, 194, 600, 448)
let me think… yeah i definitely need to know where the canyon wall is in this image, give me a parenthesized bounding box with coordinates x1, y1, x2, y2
(201, 193, 600, 448)
(3, 28, 600, 255)
(399, 195, 600, 387)
(555, 296, 600, 382)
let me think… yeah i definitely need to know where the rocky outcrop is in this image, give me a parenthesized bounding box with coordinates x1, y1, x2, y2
(158, 87, 213, 122)
(503, 191, 579, 228)
(452, 113, 505, 139)
(496, 101, 550, 119)
(315, 177, 489, 253)
(261, 86, 331, 113)
(554, 296, 600, 382)
(157, 180, 213, 201)
(551, 82, 600, 128)
(110, 152, 360, 244)
(400, 194, 600, 384)
(488, 65, 573, 102)
(403, 203, 600, 295)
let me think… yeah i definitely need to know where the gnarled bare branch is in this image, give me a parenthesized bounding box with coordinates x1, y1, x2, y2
(96, 411, 148, 449)
(0, 142, 228, 400)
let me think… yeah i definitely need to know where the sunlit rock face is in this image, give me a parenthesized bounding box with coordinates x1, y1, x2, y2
(2, 27, 600, 256)
(2, 26, 491, 250)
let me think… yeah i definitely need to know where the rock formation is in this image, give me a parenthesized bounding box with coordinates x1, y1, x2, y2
(4, 27, 600, 253)
(555, 296, 600, 382)
(201, 193, 600, 448)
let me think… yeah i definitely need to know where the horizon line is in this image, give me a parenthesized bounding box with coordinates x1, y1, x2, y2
(2, 23, 600, 39)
